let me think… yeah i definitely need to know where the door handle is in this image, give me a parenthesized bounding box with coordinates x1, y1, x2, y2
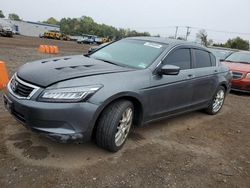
(214, 70, 218, 73)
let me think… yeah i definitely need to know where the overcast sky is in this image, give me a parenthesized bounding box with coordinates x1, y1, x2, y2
(1, 0, 250, 42)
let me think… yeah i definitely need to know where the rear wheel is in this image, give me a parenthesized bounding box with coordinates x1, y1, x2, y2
(96, 100, 133, 152)
(205, 86, 226, 115)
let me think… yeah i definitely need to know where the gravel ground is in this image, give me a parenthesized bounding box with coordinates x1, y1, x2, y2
(0, 35, 249, 188)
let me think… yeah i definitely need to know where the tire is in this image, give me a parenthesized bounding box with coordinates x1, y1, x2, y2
(205, 86, 226, 115)
(96, 100, 134, 152)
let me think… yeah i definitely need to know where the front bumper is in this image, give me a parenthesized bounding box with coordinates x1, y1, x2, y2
(3, 92, 100, 143)
(231, 78, 250, 93)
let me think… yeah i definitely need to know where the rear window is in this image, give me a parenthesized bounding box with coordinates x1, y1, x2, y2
(194, 49, 212, 68)
(210, 53, 216, 66)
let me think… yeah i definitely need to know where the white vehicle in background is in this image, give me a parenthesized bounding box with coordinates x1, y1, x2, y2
(0, 19, 13, 37)
(77, 34, 97, 44)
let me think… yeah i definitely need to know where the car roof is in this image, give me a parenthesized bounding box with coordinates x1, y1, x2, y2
(127, 36, 201, 47)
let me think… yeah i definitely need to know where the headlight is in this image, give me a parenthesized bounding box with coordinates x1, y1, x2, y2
(38, 85, 103, 102)
(246, 73, 250, 79)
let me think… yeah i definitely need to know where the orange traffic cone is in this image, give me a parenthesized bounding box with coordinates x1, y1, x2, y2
(0, 61, 9, 90)
(49, 46, 55, 54)
(44, 45, 50, 53)
(54, 46, 59, 54)
(38, 45, 59, 54)
(38, 45, 46, 53)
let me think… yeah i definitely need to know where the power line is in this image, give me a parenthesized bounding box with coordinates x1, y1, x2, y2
(189, 26, 250, 36)
(132, 25, 250, 36)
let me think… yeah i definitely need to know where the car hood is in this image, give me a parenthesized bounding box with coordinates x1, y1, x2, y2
(221, 61, 250, 72)
(17, 55, 134, 87)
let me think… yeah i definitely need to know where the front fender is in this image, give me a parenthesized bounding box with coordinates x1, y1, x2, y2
(87, 91, 145, 135)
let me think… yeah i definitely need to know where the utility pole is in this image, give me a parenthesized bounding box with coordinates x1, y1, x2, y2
(185, 26, 190, 41)
(174, 26, 179, 39)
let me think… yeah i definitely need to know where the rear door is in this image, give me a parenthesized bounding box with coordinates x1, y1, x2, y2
(191, 49, 218, 105)
(148, 47, 195, 120)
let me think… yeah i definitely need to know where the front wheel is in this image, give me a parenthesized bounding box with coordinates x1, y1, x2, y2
(96, 100, 134, 152)
(205, 86, 226, 115)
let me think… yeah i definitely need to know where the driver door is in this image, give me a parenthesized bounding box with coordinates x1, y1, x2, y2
(148, 47, 195, 120)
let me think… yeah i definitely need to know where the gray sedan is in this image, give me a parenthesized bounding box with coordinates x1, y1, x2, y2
(4, 37, 231, 152)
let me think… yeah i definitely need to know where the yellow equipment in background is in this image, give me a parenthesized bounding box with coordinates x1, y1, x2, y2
(43, 31, 70, 41)
(102, 37, 110, 44)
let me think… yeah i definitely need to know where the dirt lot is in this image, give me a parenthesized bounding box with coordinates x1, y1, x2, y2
(0, 36, 249, 188)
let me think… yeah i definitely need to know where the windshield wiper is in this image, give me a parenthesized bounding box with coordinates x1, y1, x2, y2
(92, 57, 135, 69)
(95, 58, 120, 66)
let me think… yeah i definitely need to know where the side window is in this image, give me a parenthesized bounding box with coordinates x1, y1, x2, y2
(194, 49, 212, 68)
(210, 53, 216, 66)
(163, 49, 191, 70)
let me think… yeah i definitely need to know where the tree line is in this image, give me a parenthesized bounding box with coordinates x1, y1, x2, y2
(43, 16, 150, 40)
(0, 10, 22, 21)
(196, 29, 249, 50)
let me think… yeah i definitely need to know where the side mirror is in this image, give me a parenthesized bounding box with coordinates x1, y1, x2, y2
(158, 65, 180, 75)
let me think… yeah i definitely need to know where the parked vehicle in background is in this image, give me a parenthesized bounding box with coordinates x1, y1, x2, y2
(77, 34, 97, 44)
(43, 30, 70, 41)
(208, 47, 237, 61)
(68, 36, 81, 41)
(222, 51, 250, 92)
(39, 33, 44, 38)
(0, 20, 13, 37)
(4, 37, 231, 152)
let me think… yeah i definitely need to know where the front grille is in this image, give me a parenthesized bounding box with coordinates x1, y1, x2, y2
(8, 74, 40, 99)
(232, 72, 243, 80)
(13, 80, 34, 97)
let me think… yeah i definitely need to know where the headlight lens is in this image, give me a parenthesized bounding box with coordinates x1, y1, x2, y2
(246, 73, 250, 79)
(38, 85, 102, 102)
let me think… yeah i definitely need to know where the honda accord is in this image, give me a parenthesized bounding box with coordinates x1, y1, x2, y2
(3, 37, 231, 152)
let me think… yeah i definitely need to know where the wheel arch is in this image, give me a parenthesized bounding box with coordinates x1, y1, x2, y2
(219, 81, 229, 93)
(90, 92, 144, 139)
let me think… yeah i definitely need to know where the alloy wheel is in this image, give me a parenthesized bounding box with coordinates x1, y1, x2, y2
(212, 89, 225, 113)
(115, 107, 133, 147)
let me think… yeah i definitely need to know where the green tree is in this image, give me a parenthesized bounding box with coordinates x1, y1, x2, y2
(0, 10, 5, 18)
(43, 17, 59, 25)
(8, 13, 21, 21)
(225, 37, 249, 50)
(58, 15, 150, 39)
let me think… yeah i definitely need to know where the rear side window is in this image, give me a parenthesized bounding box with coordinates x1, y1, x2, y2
(210, 53, 216, 66)
(194, 49, 212, 68)
(164, 49, 191, 70)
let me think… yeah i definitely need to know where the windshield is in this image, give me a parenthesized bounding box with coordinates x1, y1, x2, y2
(225, 52, 250, 64)
(209, 49, 232, 60)
(90, 39, 167, 69)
